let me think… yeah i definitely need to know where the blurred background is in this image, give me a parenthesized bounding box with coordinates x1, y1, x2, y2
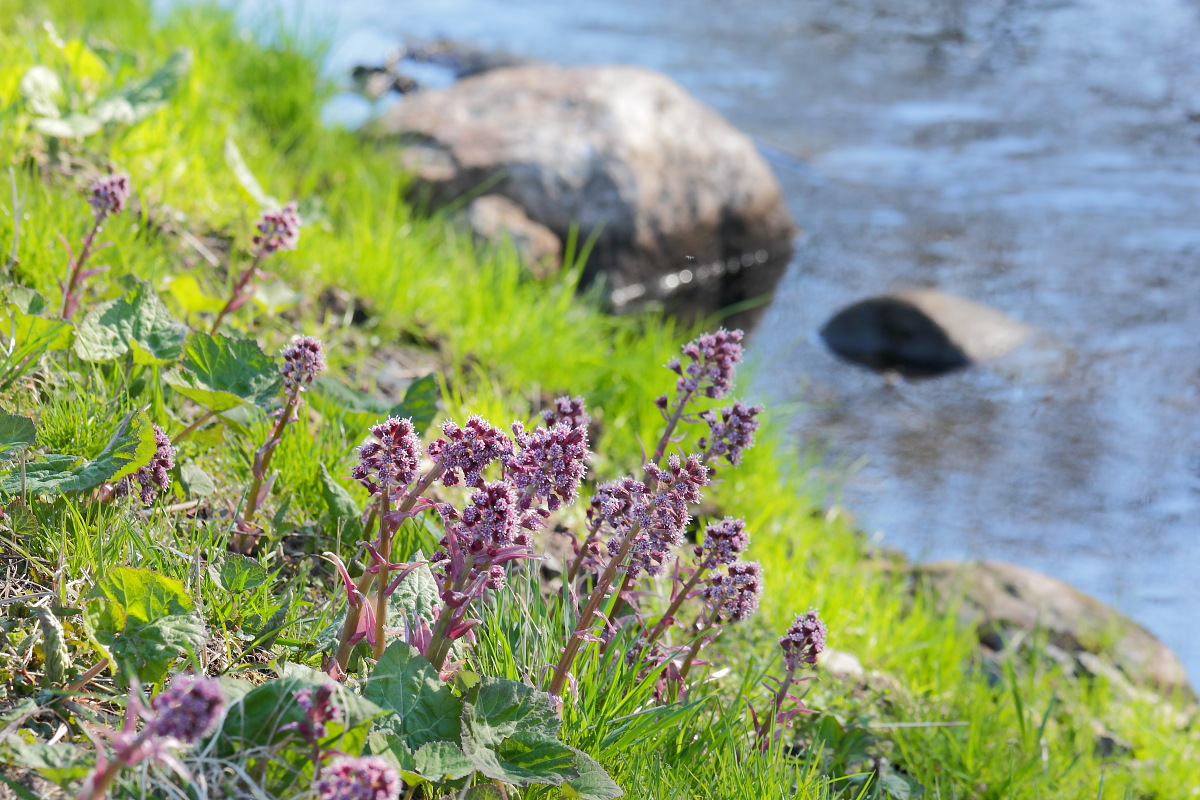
(253, 0, 1199, 679)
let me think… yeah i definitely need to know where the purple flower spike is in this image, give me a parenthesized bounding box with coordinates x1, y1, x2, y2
(117, 424, 175, 504)
(703, 560, 763, 622)
(351, 417, 421, 497)
(695, 517, 750, 570)
(504, 422, 589, 511)
(253, 202, 301, 255)
(541, 395, 590, 430)
(316, 755, 401, 800)
(88, 173, 130, 220)
(606, 455, 710, 578)
(699, 401, 763, 466)
(427, 415, 512, 488)
(442, 480, 523, 551)
(669, 328, 745, 399)
(149, 674, 225, 744)
(281, 335, 326, 395)
(293, 684, 340, 740)
(780, 609, 827, 670)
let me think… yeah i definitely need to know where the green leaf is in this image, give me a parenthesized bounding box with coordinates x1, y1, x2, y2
(310, 373, 439, 433)
(91, 48, 192, 127)
(387, 556, 440, 633)
(211, 554, 267, 593)
(73, 281, 187, 364)
(165, 273, 225, 315)
(462, 785, 506, 800)
(396, 374, 440, 432)
(0, 285, 47, 316)
(164, 332, 281, 411)
(461, 678, 578, 787)
(0, 409, 157, 495)
(413, 740, 475, 782)
(0, 410, 36, 461)
(1, 499, 37, 538)
(562, 749, 623, 800)
(0, 306, 73, 352)
(179, 461, 215, 496)
(0, 739, 89, 787)
(218, 667, 383, 758)
(365, 643, 464, 751)
(252, 279, 303, 314)
(319, 463, 362, 540)
(82, 566, 207, 684)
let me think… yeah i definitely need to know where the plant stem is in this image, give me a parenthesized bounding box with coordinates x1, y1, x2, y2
(644, 567, 707, 646)
(649, 389, 694, 466)
(210, 248, 264, 333)
(237, 395, 296, 532)
(565, 519, 603, 583)
(676, 610, 718, 684)
(372, 489, 394, 658)
(547, 524, 642, 697)
(61, 215, 104, 319)
(425, 557, 475, 670)
(173, 410, 216, 444)
(333, 569, 378, 670)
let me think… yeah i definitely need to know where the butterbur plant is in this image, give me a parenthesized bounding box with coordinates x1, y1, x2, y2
(60, 173, 130, 319)
(232, 334, 325, 553)
(77, 674, 224, 800)
(210, 202, 300, 332)
(108, 424, 176, 504)
(752, 609, 828, 749)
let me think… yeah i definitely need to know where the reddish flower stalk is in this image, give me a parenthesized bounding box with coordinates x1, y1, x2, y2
(753, 609, 827, 749)
(77, 675, 224, 800)
(210, 203, 300, 333)
(548, 455, 709, 697)
(61, 174, 129, 319)
(643, 517, 750, 646)
(232, 336, 324, 554)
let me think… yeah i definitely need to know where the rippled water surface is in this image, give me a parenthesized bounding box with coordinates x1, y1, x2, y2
(274, 0, 1200, 680)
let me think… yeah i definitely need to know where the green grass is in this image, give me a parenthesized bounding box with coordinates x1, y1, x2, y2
(0, 1, 1196, 799)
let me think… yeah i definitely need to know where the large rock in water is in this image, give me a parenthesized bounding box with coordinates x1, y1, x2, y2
(372, 64, 797, 325)
(821, 289, 1033, 377)
(916, 560, 1193, 697)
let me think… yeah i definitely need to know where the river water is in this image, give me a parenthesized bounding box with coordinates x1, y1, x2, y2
(279, 0, 1200, 682)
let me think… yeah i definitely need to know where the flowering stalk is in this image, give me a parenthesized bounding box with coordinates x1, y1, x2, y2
(77, 675, 224, 800)
(282, 684, 341, 781)
(210, 203, 300, 333)
(753, 609, 827, 749)
(61, 174, 129, 320)
(644, 517, 750, 647)
(651, 328, 745, 465)
(675, 560, 762, 684)
(104, 425, 175, 505)
(548, 455, 708, 696)
(232, 335, 324, 554)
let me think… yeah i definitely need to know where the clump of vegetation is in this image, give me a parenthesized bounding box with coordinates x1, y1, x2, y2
(0, 2, 1195, 799)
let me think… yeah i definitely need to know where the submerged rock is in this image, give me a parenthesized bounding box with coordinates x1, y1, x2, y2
(821, 289, 1033, 377)
(372, 63, 797, 327)
(915, 559, 1193, 698)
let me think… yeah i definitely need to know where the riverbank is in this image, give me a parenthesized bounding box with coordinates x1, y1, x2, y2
(0, 2, 1195, 798)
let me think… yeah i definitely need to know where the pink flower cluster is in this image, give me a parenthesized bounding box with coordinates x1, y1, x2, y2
(252, 202, 301, 254)
(88, 173, 130, 219)
(351, 417, 421, 497)
(281, 335, 326, 395)
(428, 415, 511, 487)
